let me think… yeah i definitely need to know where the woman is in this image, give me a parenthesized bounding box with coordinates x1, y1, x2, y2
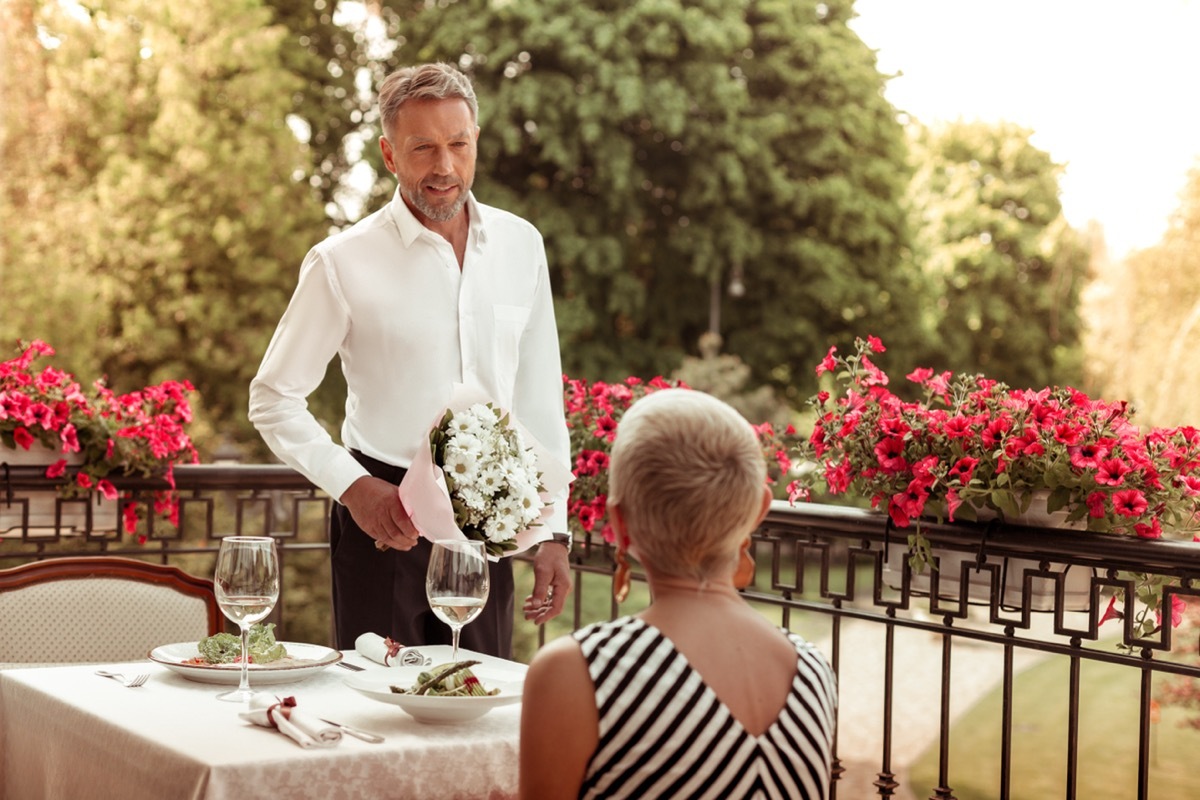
(520, 389, 837, 799)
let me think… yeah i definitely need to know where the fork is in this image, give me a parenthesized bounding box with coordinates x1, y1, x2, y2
(95, 670, 149, 688)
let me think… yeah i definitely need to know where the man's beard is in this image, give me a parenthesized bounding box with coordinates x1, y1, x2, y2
(401, 178, 470, 223)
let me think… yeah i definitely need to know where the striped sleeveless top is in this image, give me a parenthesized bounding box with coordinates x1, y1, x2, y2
(573, 616, 837, 800)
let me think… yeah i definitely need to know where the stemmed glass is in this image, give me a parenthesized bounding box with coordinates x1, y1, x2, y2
(426, 540, 490, 661)
(213, 536, 280, 702)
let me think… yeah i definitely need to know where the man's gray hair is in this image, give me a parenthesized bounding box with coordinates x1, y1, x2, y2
(378, 63, 478, 136)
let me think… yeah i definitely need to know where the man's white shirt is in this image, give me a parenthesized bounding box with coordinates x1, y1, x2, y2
(249, 190, 570, 534)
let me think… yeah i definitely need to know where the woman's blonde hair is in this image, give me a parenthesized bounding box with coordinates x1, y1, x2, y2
(608, 389, 767, 580)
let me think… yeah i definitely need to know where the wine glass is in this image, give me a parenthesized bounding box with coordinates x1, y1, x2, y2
(213, 536, 280, 702)
(426, 540, 490, 661)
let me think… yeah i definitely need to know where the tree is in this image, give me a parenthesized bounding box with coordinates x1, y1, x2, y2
(0, 0, 329, 447)
(1087, 164, 1200, 426)
(907, 121, 1089, 389)
(370, 0, 925, 402)
(262, 0, 373, 227)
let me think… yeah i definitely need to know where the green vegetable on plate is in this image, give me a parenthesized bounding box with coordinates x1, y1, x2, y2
(196, 623, 287, 664)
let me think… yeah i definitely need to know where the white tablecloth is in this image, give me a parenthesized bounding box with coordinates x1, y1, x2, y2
(0, 648, 524, 800)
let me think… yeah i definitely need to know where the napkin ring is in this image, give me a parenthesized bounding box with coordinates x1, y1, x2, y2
(266, 696, 298, 728)
(383, 637, 403, 666)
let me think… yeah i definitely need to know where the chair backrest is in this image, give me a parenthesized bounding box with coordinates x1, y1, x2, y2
(0, 556, 221, 667)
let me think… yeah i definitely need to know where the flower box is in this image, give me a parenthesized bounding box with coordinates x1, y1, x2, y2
(789, 336, 1200, 637)
(1, 340, 197, 539)
(882, 549, 1094, 612)
(882, 491, 1095, 611)
(0, 444, 110, 536)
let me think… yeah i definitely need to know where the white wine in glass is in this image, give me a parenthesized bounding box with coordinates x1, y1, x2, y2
(213, 536, 280, 703)
(426, 540, 489, 661)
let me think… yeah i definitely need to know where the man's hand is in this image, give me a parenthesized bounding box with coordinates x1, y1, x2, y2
(523, 540, 571, 624)
(340, 476, 420, 550)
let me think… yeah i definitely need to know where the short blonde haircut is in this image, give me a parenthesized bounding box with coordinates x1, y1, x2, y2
(608, 389, 767, 581)
(378, 63, 478, 138)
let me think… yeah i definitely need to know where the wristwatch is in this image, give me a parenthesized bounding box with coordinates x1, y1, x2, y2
(549, 532, 572, 552)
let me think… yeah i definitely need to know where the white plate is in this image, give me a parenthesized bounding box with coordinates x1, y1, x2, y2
(345, 662, 524, 724)
(147, 641, 342, 685)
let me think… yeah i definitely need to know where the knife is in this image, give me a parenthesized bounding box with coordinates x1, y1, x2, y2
(319, 718, 385, 743)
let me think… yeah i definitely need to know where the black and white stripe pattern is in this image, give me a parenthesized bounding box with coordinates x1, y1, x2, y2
(574, 616, 837, 800)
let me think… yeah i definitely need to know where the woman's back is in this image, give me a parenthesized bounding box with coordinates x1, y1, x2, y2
(573, 613, 836, 800)
(518, 390, 838, 800)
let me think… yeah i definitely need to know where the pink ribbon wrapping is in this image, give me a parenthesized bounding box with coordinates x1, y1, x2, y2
(397, 384, 572, 558)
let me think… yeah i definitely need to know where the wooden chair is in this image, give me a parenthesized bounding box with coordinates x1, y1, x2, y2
(0, 556, 220, 667)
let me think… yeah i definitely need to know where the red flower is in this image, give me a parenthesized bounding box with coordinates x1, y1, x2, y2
(948, 457, 978, 484)
(1070, 442, 1110, 470)
(1111, 489, 1148, 518)
(13, 426, 34, 450)
(906, 367, 932, 384)
(1096, 458, 1131, 487)
(1134, 517, 1162, 539)
(946, 488, 963, 522)
(824, 459, 852, 494)
(874, 437, 907, 473)
(943, 416, 974, 439)
(1099, 595, 1123, 626)
(1156, 594, 1186, 628)
(593, 415, 617, 442)
(816, 346, 838, 377)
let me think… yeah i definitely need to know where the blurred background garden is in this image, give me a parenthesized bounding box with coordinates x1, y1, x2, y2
(4, 0, 1200, 791)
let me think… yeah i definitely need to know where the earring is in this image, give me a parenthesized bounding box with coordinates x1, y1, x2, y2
(613, 548, 631, 603)
(733, 540, 755, 589)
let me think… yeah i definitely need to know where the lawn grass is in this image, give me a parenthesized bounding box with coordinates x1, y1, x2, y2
(510, 547, 846, 663)
(906, 646, 1200, 799)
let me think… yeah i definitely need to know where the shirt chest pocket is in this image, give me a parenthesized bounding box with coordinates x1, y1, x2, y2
(492, 304, 532, 374)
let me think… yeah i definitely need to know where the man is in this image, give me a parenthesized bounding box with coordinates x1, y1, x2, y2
(249, 63, 572, 659)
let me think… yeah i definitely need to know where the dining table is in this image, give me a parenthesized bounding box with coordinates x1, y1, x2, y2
(0, 645, 527, 800)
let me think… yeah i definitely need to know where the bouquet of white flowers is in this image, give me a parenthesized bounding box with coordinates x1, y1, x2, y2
(399, 385, 571, 557)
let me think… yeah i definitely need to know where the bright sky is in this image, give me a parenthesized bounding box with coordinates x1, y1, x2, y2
(850, 0, 1200, 259)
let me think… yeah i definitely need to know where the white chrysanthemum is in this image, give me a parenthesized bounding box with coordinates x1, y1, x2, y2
(447, 428, 485, 457)
(449, 405, 492, 438)
(476, 462, 507, 496)
(519, 444, 539, 472)
(443, 445, 479, 483)
(456, 485, 489, 518)
(514, 481, 543, 525)
(485, 507, 520, 543)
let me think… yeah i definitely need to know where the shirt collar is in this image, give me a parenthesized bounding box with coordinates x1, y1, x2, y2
(387, 189, 488, 251)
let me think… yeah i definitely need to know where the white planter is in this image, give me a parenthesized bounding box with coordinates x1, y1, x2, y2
(883, 493, 1094, 612)
(1, 444, 109, 536)
(884, 547, 1094, 611)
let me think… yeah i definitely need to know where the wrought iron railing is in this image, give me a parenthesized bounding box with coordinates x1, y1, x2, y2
(3, 462, 1199, 799)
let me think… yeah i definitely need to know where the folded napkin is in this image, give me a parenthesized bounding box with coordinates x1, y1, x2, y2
(239, 695, 341, 749)
(355, 632, 430, 667)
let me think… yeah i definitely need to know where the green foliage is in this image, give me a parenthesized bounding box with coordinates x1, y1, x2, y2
(672, 333, 796, 432)
(0, 0, 329, 451)
(262, 0, 372, 227)
(1088, 165, 1200, 427)
(907, 121, 1089, 388)
(377, 0, 922, 403)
